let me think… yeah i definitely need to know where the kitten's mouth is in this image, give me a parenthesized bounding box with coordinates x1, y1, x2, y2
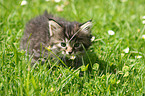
(62, 55, 76, 61)
(64, 54, 76, 60)
(61, 51, 76, 60)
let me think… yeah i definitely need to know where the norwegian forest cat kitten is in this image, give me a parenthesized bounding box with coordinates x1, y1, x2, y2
(21, 11, 92, 68)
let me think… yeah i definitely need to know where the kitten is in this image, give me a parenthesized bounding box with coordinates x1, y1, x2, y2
(21, 11, 92, 68)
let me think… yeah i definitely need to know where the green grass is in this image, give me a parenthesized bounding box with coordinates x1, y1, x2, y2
(1, 0, 145, 95)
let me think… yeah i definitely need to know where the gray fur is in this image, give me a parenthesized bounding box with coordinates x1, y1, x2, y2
(21, 11, 92, 67)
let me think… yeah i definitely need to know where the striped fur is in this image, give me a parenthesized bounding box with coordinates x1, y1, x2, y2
(21, 11, 92, 67)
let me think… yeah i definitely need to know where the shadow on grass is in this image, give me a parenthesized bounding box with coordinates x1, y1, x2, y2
(29, 50, 117, 76)
(82, 52, 117, 76)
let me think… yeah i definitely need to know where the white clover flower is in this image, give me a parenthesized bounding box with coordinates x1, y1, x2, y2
(142, 20, 145, 24)
(56, 5, 64, 12)
(54, 0, 61, 3)
(135, 55, 142, 59)
(91, 36, 95, 42)
(123, 47, 129, 53)
(21, 0, 27, 6)
(142, 16, 145, 19)
(70, 56, 76, 60)
(142, 35, 145, 39)
(108, 30, 115, 35)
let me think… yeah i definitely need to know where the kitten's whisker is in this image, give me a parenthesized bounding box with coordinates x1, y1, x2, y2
(68, 30, 80, 43)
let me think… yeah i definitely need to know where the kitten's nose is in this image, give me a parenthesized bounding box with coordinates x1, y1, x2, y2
(66, 46, 73, 54)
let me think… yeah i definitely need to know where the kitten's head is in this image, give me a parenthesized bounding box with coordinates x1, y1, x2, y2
(48, 19, 92, 59)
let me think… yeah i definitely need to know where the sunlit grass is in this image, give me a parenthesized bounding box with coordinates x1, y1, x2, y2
(0, 0, 145, 95)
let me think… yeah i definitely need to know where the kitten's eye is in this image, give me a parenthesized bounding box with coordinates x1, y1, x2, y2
(74, 43, 80, 48)
(61, 42, 66, 47)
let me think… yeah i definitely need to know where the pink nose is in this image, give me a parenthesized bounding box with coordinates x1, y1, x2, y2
(66, 46, 73, 54)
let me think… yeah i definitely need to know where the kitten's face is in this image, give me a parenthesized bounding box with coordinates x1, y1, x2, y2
(48, 20, 92, 59)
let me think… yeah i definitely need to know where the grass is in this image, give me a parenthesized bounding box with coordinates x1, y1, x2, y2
(0, 0, 145, 95)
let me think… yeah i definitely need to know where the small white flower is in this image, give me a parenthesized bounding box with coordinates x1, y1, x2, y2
(123, 47, 129, 53)
(62, 51, 65, 54)
(21, 0, 27, 5)
(135, 55, 142, 59)
(91, 36, 95, 42)
(70, 56, 76, 60)
(45, 0, 50, 1)
(142, 35, 145, 39)
(108, 30, 115, 35)
(142, 16, 145, 19)
(56, 5, 64, 12)
(54, 0, 61, 3)
(142, 20, 145, 24)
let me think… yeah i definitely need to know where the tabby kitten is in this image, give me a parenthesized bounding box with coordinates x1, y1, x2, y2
(21, 11, 92, 68)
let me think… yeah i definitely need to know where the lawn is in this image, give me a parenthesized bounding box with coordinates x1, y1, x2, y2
(0, 0, 145, 95)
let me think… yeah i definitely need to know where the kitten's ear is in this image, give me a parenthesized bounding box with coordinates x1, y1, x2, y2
(79, 20, 92, 34)
(48, 20, 62, 36)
